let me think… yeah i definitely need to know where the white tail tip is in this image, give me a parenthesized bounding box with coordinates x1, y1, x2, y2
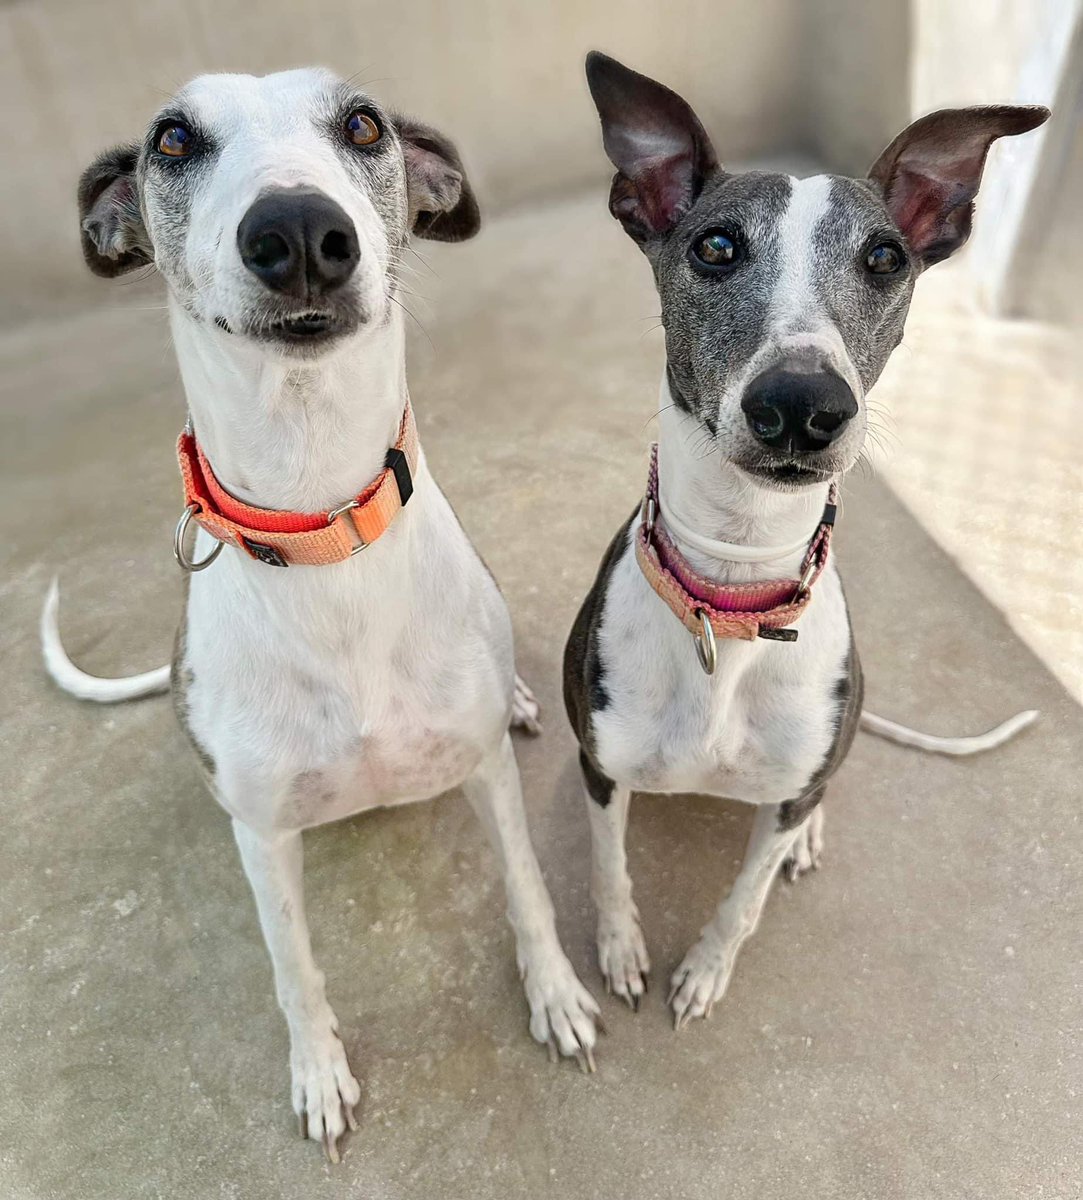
(41, 577, 171, 703)
(860, 708, 1039, 757)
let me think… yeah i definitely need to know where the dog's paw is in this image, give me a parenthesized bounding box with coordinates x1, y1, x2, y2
(597, 914, 650, 1011)
(522, 946, 601, 1072)
(510, 674, 542, 736)
(782, 808, 824, 883)
(667, 936, 735, 1030)
(289, 1018, 361, 1163)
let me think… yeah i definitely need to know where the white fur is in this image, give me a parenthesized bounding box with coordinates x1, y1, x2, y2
(43, 70, 597, 1161)
(41, 579, 171, 701)
(766, 175, 863, 398)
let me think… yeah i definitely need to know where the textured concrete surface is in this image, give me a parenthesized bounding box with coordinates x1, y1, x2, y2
(2, 194, 1080, 1199)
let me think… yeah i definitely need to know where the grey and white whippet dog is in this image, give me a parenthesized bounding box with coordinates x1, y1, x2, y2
(42, 67, 600, 1161)
(564, 53, 1044, 1029)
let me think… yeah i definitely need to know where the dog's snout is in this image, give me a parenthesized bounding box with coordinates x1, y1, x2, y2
(741, 369, 857, 454)
(237, 190, 359, 298)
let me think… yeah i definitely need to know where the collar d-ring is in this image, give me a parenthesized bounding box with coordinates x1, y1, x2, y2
(693, 608, 717, 675)
(174, 503, 223, 572)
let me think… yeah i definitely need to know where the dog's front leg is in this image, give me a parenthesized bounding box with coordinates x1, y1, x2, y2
(668, 793, 822, 1030)
(584, 777, 650, 1010)
(463, 732, 601, 1069)
(232, 819, 360, 1160)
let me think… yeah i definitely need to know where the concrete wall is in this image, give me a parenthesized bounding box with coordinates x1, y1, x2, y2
(911, 0, 1080, 315)
(1005, 14, 1083, 324)
(801, 0, 913, 175)
(0, 0, 808, 326)
(3, 0, 1072, 329)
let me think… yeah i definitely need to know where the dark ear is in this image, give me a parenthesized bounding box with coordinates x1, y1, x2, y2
(868, 105, 1049, 267)
(585, 51, 718, 243)
(393, 117, 481, 242)
(78, 144, 153, 277)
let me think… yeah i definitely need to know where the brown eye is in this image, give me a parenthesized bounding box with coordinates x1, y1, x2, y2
(158, 123, 193, 157)
(345, 111, 380, 146)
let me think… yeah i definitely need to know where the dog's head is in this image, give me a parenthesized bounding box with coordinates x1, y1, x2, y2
(78, 68, 479, 356)
(586, 52, 1047, 489)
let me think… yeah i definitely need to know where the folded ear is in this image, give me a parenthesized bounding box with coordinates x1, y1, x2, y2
(585, 51, 718, 243)
(78, 145, 153, 277)
(393, 117, 481, 243)
(868, 105, 1049, 267)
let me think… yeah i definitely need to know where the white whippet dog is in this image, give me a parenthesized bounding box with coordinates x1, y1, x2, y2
(42, 67, 599, 1161)
(564, 53, 1044, 1029)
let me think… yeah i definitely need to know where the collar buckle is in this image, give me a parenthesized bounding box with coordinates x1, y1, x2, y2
(326, 499, 368, 556)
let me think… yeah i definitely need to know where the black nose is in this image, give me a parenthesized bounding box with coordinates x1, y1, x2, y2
(741, 369, 858, 453)
(237, 189, 359, 299)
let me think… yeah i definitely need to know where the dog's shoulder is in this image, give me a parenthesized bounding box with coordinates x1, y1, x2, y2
(779, 600, 863, 826)
(562, 508, 638, 755)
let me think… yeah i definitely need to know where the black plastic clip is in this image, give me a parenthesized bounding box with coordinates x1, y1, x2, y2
(759, 626, 799, 643)
(385, 447, 414, 507)
(242, 538, 288, 568)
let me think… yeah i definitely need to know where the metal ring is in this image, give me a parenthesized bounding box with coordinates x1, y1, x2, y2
(327, 499, 368, 555)
(174, 504, 223, 572)
(326, 499, 359, 524)
(796, 557, 817, 597)
(693, 608, 717, 675)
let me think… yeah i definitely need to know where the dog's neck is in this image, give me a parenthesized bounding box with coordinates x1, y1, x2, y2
(656, 376, 831, 584)
(170, 302, 409, 513)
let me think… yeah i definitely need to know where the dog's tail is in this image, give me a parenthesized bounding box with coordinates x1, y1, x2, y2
(860, 708, 1038, 757)
(41, 578, 171, 703)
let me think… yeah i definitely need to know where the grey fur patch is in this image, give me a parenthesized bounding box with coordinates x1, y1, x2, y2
(776, 619, 864, 833)
(811, 176, 915, 394)
(579, 750, 615, 808)
(170, 577, 215, 779)
(563, 511, 636, 805)
(653, 171, 792, 431)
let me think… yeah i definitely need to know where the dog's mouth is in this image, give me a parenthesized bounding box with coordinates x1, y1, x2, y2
(226, 306, 362, 353)
(736, 456, 836, 489)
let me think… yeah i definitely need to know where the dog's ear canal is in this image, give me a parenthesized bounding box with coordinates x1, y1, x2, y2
(393, 117, 481, 243)
(868, 105, 1049, 267)
(78, 144, 153, 277)
(585, 51, 719, 243)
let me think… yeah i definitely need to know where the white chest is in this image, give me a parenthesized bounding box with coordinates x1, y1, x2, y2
(178, 483, 513, 829)
(590, 551, 850, 805)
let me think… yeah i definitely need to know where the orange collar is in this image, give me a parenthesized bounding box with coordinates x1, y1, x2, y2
(634, 443, 837, 672)
(176, 401, 419, 568)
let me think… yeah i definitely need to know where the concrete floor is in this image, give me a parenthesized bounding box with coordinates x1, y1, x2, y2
(2, 194, 1080, 1199)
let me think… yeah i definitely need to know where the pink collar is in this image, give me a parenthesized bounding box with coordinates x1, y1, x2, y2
(634, 444, 838, 673)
